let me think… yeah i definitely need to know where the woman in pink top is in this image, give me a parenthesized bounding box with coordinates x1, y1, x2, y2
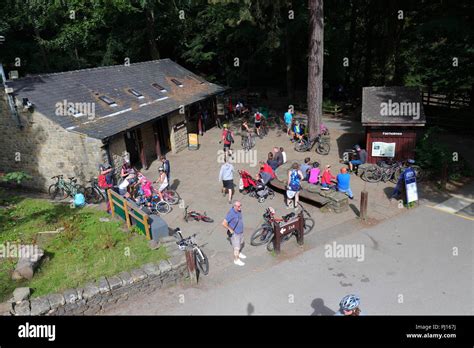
(308, 162, 321, 184)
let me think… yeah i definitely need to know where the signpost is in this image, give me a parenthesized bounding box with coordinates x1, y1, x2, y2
(271, 212, 304, 254)
(403, 167, 418, 204)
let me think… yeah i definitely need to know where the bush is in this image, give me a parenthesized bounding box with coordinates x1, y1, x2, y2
(416, 127, 472, 180)
(1, 171, 32, 184)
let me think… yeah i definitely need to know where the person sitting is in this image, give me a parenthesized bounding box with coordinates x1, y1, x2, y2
(308, 162, 321, 185)
(300, 157, 312, 181)
(321, 165, 336, 190)
(259, 161, 276, 179)
(273, 147, 283, 167)
(267, 152, 279, 171)
(120, 159, 135, 180)
(348, 145, 367, 173)
(257, 170, 272, 186)
(336, 167, 354, 199)
(293, 121, 304, 143)
(280, 147, 287, 164)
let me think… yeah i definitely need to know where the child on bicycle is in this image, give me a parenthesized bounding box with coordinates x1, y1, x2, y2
(153, 167, 168, 201)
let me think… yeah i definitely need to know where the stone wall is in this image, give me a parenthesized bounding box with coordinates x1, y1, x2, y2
(0, 93, 106, 191)
(1, 238, 189, 316)
(108, 134, 128, 175)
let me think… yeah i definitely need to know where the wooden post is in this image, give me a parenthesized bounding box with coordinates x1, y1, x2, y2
(296, 211, 304, 246)
(360, 190, 368, 220)
(441, 162, 448, 190)
(144, 215, 151, 240)
(123, 199, 131, 228)
(107, 189, 115, 218)
(185, 247, 198, 284)
(273, 221, 281, 255)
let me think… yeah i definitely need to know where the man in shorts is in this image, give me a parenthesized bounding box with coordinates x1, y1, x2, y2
(222, 201, 246, 266)
(284, 107, 293, 136)
(219, 156, 235, 204)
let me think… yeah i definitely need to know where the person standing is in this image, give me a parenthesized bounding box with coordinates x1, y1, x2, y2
(222, 201, 246, 266)
(286, 162, 304, 210)
(219, 156, 235, 204)
(336, 167, 354, 199)
(284, 107, 293, 136)
(220, 124, 234, 158)
(161, 155, 171, 183)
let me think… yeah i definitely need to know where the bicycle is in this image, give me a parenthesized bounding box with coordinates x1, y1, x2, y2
(137, 194, 171, 215)
(362, 160, 424, 183)
(250, 204, 315, 247)
(173, 228, 209, 275)
(84, 178, 107, 204)
(184, 206, 214, 223)
(241, 132, 256, 151)
(294, 135, 330, 155)
(49, 175, 85, 200)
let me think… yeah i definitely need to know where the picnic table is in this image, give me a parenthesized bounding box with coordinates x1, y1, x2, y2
(270, 162, 349, 213)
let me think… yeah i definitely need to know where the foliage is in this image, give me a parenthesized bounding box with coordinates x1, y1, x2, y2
(0, 195, 168, 301)
(1, 171, 32, 184)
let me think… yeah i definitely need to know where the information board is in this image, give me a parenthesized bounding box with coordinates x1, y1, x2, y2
(372, 142, 396, 157)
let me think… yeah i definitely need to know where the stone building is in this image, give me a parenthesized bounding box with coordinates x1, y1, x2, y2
(0, 59, 226, 190)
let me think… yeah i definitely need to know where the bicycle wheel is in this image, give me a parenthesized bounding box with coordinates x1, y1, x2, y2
(195, 248, 209, 275)
(173, 230, 183, 241)
(294, 141, 308, 152)
(392, 167, 403, 183)
(362, 167, 382, 183)
(155, 201, 171, 214)
(316, 142, 330, 155)
(201, 215, 214, 223)
(84, 187, 102, 204)
(250, 225, 274, 246)
(303, 218, 315, 235)
(164, 190, 180, 205)
(48, 184, 64, 200)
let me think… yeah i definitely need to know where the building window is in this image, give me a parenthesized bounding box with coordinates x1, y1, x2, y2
(152, 83, 167, 92)
(128, 88, 144, 99)
(171, 79, 183, 87)
(99, 95, 117, 107)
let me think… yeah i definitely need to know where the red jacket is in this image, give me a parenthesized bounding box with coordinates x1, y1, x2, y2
(321, 170, 335, 185)
(260, 163, 275, 179)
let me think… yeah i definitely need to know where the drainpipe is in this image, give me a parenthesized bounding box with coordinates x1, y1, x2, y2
(0, 63, 23, 129)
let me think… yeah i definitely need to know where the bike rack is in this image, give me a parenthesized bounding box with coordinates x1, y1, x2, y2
(271, 211, 304, 254)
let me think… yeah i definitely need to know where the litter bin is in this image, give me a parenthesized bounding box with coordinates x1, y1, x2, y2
(148, 214, 169, 241)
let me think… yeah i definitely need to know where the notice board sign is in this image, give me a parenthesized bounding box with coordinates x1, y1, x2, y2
(372, 142, 396, 157)
(404, 167, 418, 203)
(188, 133, 199, 150)
(173, 121, 188, 153)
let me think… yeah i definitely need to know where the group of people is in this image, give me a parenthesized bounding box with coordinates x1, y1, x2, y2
(98, 156, 172, 211)
(266, 146, 287, 171)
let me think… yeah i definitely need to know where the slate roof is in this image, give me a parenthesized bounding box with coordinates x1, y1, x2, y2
(6, 59, 227, 139)
(362, 86, 426, 126)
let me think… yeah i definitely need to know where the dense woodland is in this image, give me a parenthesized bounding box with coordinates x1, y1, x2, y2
(0, 0, 472, 102)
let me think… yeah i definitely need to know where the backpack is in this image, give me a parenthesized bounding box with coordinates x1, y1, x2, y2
(74, 193, 86, 207)
(225, 130, 234, 143)
(98, 174, 111, 189)
(256, 113, 261, 122)
(289, 170, 301, 191)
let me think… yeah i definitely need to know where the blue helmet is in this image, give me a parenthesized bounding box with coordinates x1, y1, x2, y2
(340, 294, 360, 310)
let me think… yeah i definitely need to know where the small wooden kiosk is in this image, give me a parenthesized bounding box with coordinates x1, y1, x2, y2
(362, 87, 426, 164)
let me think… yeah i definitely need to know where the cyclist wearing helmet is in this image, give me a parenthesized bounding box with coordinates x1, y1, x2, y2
(348, 145, 367, 173)
(154, 166, 168, 201)
(335, 294, 362, 316)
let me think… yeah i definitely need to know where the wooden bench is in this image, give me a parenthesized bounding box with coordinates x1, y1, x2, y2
(270, 163, 349, 213)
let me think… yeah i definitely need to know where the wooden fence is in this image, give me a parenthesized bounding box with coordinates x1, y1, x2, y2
(107, 189, 151, 240)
